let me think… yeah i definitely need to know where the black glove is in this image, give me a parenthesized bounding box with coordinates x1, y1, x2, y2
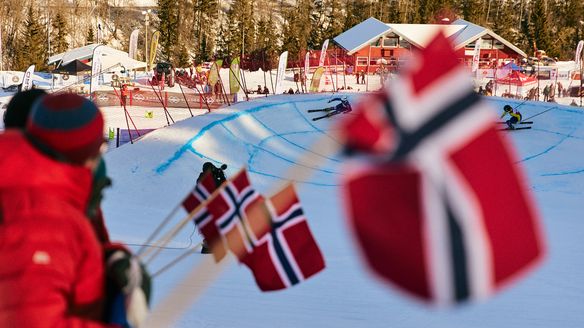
(105, 243, 151, 328)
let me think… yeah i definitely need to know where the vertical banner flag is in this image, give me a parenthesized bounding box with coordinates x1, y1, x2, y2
(471, 38, 481, 73)
(274, 51, 288, 95)
(319, 39, 329, 68)
(208, 60, 223, 87)
(309, 67, 325, 93)
(148, 31, 160, 70)
(205, 169, 325, 291)
(129, 29, 140, 60)
(304, 52, 310, 82)
(90, 45, 104, 97)
(339, 32, 545, 305)
(21, 65, 35, 91)
(229, 57, 241, 94)
(575, 40, 584, 67)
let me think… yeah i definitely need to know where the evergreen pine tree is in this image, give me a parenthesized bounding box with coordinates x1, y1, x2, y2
(86, 27, 95, 45)
(462, 0, 484, 25)
(193, 0, 219, 62)
(529, 0, 552, 56)
(51, 12, 69, 55)
(14, 6, 48, 71)
(343, 0, 371, 30)
(324, 0, 345, 39)
(492, 0, 516, 43)
(158, 0, 179, 63)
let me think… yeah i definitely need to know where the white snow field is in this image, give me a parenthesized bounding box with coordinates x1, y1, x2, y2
(101, 93, 584, 328)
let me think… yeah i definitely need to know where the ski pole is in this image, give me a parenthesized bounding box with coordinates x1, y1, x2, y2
(524, 105, 558, 121)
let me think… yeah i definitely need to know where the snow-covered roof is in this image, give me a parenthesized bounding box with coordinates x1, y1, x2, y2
(386, 24, 465, 48)
(450, 19, 527, 57)
(48, 44, 147, 71)
(333, 17, 391, 55)
(333, 17, 527, 58)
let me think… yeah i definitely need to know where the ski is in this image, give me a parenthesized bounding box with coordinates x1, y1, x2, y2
(307, 108, 334, 113)
(498, 121, 533, 124)
(312, 111, 342, 121)
(498, 126, 532, 131)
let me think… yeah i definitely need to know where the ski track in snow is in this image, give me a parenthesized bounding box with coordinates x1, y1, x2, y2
(154, 96, 341, 186)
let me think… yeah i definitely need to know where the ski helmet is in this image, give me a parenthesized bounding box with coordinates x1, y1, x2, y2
(504, 105, 513, 112)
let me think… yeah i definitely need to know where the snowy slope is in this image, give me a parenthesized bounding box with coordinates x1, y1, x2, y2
(101, 94, 584, 328)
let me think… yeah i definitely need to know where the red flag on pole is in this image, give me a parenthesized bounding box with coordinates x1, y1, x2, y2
(339, 32, 546, 305)
(206, 169, 326, 291)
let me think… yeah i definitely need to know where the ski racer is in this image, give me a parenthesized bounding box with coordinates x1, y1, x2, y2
(197, 162, 227, 254)
(328, 97, 352, 114)
(501, 104, 522, 130)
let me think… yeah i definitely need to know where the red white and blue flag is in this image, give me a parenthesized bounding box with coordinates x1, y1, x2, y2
(182, 171, 226, 262)
(206, 169, 325, 291)
(241, 184, 325, 291)
(339, 32, 546, 305)
(206, 169, 263, 260)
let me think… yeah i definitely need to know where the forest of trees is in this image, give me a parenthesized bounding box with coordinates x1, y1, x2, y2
(0, 0, 583, 71)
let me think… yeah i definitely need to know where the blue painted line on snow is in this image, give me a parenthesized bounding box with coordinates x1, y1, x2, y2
(541, 168, 584, 177)
(155, 96, 333, 175)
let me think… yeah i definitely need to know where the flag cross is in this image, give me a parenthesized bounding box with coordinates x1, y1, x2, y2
(385, 91, 480, 161)
(216, 185, 261, 253)
(264, 205, 307, 286)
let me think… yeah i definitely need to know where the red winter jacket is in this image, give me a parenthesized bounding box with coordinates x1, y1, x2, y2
(0, 131, 112, 327)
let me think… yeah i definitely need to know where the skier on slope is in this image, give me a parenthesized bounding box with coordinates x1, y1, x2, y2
(321, 97, 352, 114)
(197, 162, 227, 254)
(501, 104, 522, 130)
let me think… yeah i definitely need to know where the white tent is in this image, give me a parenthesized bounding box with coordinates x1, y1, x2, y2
(48, 44, 147, 71)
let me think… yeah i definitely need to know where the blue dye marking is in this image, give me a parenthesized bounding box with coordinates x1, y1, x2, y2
(541, 168, 584, 177)
(155, 97, 333, 175)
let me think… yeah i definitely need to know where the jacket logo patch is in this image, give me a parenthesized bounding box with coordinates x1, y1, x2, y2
(33, 251, 51, 265)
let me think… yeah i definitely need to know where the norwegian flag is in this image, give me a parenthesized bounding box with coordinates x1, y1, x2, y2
(340, 32, 545, 305)
(182, 171, 226, 262)
(206, 169, 263, 261)
(241, 184, 325, 291)
(206, 170, 325, 291)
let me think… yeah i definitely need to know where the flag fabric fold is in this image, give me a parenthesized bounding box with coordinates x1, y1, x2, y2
(339, 32, 545, 306)
(201, 169, 325, 291)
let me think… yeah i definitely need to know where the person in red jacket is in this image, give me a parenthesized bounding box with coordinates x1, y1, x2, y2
(0, 94, 149, 327)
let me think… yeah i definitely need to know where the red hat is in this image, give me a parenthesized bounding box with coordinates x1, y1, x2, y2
(26, 93, 104, 164)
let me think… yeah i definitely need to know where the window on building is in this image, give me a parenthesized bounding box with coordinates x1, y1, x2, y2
(356, 57, 368, 66)
(493, 40, 505, 49)
(399, 39, 411, 49)
(371, 38, 382, 47)
(383, 37, 399, 48)
(481, 39, 493, 49)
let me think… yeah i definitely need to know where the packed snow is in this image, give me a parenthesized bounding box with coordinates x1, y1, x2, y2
(1, 68, 584, 327)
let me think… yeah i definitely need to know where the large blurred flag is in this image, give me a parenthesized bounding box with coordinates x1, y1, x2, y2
(205, 169, 325, 291)
(339, 32, 545, 305)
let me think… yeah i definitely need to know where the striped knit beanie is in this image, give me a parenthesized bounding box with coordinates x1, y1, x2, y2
(26, 93, 104, 165)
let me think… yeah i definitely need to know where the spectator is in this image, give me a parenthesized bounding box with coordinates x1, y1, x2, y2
(120, 83, 129, 107)
(355, 70, 360, 84)
(360, 71, 366, 84)
(0, 94, 150, 327)
(288, 88, 294, 94)
(256, 85, 262, 94)
(3, 89, 47, 129)
(543, 85, 550, 102)
(263, 86, 270, 95)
